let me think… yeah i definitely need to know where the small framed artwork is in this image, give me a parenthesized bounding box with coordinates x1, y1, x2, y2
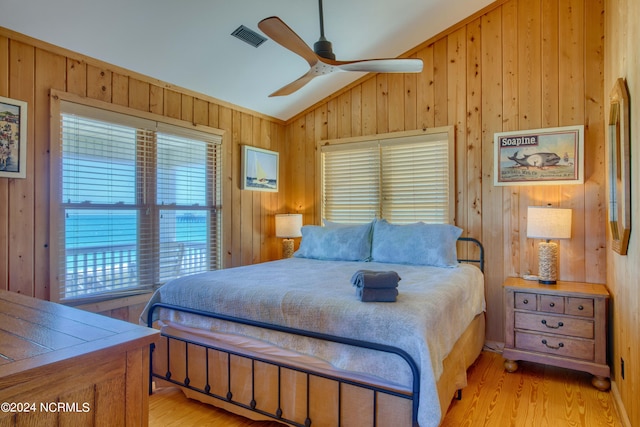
(494, 125, 584, 186)
(0, 96, 28, 179)
(241, 145, 279, 192)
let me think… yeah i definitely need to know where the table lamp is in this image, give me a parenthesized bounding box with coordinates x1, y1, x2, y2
(275, 214, 302, 258)
(527, 205, 572, 284)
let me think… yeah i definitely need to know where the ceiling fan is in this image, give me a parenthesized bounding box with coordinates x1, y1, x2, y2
(258, 0, 424, 97)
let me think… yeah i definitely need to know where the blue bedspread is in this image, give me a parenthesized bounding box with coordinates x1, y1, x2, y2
(142, 257, 485, 426)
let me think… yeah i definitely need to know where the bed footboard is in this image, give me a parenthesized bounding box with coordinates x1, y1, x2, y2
(147, 303, 420, 427)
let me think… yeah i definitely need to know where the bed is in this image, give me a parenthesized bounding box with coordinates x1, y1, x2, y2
(142, 220, 486, 426)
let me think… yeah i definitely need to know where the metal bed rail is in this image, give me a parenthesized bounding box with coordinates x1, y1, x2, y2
(457, 237, 484, 272)
(147, 303, 420, 427)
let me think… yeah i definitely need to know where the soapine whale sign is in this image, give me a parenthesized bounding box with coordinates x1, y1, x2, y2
(493, 125, 584, 186)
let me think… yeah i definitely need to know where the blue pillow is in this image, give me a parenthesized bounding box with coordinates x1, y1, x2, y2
(371, 220, 462, 267)
(294, 223, 373, 261)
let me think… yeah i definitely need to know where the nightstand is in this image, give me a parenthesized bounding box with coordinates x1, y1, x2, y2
(503, 277, 610, 390)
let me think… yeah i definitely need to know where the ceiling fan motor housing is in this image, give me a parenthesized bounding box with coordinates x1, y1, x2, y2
(313, 37, 336, 60)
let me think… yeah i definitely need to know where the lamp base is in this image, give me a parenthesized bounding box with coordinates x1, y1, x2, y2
(282, 238, 294, 259)
(538, 241, 558, 284)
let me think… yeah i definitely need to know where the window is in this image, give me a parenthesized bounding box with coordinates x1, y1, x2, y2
(51, 95, 223, 302)
(320, 128, 454, 224)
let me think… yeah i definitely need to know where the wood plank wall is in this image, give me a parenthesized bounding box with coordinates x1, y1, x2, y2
(1, 2, 636, 424)
(285, 0, 606, 344)
(0, 28, 287, 304)
(605, 0, 640, 425)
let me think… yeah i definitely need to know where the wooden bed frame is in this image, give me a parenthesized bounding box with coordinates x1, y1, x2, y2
(147, 238, 484, 427)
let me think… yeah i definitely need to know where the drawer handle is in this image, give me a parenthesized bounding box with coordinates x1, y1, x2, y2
(549, 302, 555, 307)
(541, 339, 564, 350)
(523, 299, 529, 304)
(578, 305, 584, 310)
(541, 319, 564, 329)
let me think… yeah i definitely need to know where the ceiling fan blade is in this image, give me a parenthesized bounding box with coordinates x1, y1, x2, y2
(336, 58, 423, 73)
(269, 70, 318, 97)
(258, 17, 318, 66)
(258, 9, 424, 98)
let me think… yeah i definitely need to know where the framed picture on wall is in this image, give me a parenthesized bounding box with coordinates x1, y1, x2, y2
(0, 96, 28, 179)
(607, 78, 631, 255)
(241, 145, 279, 192)
(493, 125, 584, 186)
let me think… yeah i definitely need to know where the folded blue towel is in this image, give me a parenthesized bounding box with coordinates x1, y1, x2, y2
(350, 270, 401, 289)
(356, 287, 399, 302)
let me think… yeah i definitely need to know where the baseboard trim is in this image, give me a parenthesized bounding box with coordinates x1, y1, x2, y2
(611, 380, 632, 427)
(483, 340, 504, 353)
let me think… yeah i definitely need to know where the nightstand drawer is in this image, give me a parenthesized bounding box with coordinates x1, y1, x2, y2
(515, 292, 536, 310)
(515, 331, 594, 361)
(515, 312, 594, 338)
(566, 297, 594, 317)
(539, 294, 564, 313)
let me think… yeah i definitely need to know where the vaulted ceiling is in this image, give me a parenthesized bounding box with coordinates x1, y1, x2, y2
(0, 0, 494, 120)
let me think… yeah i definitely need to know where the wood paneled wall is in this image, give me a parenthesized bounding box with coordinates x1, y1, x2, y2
(285, 0, 606, 344)
(5, 4, 635, 422)
(0, 28, 287, 302)
(605, 0, 640, 425)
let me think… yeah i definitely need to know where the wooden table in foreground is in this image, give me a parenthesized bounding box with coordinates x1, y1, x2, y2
(0, 290, 158, 426)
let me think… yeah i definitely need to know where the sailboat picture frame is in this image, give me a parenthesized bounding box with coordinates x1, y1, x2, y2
(241, 145, 279, 192)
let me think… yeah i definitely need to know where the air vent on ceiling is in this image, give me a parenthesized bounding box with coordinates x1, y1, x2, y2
(231, 25, 267, 48)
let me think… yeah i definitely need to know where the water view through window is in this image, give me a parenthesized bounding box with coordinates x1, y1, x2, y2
(60, 111, 218, 300)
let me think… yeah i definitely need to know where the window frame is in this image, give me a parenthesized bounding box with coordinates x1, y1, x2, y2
(317, 127, 455, 225)
(49, 90, 225, 303)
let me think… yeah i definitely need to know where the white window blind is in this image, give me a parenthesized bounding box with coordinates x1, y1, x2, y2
(321, 142, 380, 224)
(380, 135, 451, 223)
(155, 126, 221, 283)
(321, 129, 453, 224)
(55, 100, 222, 302)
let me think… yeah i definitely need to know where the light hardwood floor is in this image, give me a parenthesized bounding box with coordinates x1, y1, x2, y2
(149, 351, 622, 426)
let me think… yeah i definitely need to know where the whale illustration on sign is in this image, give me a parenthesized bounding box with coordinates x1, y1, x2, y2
(507, 151, 561, 168)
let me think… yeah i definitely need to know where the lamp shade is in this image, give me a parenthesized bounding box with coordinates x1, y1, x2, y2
(275, 214, 302, 238)
(527, 206, 572, 240)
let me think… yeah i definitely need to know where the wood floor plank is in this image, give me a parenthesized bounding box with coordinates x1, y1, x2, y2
(442, 351, 622, 427)
(149, 351, 623, 426)
(149, 386, 282, 427)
